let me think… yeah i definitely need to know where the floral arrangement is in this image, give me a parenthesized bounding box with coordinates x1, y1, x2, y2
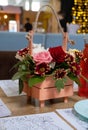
(12, 46, 84, 94)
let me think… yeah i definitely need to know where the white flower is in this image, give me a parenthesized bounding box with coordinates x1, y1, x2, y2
(49, 62, 56, 69)
(68, 48, 81, 58)
(15, 53, 24, 61)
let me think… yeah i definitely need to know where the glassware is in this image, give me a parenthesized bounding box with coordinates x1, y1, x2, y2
(78, 37, 88, 97)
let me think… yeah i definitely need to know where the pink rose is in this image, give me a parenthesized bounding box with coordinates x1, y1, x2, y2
(33, 51, 52, 65)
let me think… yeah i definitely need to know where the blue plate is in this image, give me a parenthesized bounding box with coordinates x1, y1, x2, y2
(74, 99, 88, 122)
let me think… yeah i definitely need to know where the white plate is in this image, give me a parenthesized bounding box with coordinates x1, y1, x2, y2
(74, 99, 88, 121)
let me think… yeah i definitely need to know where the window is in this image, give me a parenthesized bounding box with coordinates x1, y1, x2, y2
(31, 2, 40, 11)
(0, 0, 8, 6)
(25, 0, 30, 11)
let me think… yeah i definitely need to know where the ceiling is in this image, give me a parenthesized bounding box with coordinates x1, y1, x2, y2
(0, 0, 51, 14)
(0, 0, 50, 11)
(7, 0, 50, 7)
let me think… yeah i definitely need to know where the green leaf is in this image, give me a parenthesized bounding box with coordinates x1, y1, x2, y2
(28, 76, 45, 87)
(67, 73, 80, 85)
(21, 64, 27, 70)
(55, 79, 64, 92)
(12, 72, 23, 80)
(74, 77, 80, 85)
(62, 77, 67, 83)
(12, 71, 29, 80)
(10, 60, 20, 72)
(19, 79, 24, 94)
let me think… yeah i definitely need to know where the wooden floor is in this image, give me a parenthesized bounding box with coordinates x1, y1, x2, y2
(0, 88, 86, 117)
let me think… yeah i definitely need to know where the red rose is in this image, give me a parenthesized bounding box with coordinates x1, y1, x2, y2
(49, 46, 66, 64)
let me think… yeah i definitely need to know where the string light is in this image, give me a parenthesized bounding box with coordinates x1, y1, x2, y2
(4, 14, 8, 19)
(72, 0, 88, 34)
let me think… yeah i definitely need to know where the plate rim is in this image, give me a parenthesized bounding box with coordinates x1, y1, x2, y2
(74, 99, 88, 120)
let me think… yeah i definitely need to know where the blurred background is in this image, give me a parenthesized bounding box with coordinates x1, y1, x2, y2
(0, 0, 88, 33)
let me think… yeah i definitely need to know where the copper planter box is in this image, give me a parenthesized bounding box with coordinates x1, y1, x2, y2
(23, 77, 73, 107)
